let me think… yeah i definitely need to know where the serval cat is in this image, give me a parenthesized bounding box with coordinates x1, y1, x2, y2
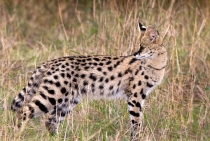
(11, 22, 167, 140)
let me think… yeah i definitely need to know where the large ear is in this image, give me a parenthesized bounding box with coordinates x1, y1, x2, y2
(138, 22, 146, 32)
(138, 22, 146, 40)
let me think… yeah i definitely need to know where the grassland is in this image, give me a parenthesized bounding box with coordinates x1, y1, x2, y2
(0, 0, 210, 140)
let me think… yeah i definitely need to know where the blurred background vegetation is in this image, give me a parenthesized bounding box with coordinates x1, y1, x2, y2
(0, 0, 210, 140)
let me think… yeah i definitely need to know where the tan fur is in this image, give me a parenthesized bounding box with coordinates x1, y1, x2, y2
(11, 23, 167, 140)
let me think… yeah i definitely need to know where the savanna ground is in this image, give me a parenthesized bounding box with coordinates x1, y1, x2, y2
(0, 0, 210, 140)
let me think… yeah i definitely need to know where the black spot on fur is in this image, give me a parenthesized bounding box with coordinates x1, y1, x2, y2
(77, 68, 81, 71)
(64, 81, 68, 85)
(129, 58, 137, 64)
(91, 83, 95, 88)
(55, 82, 61, 87)
(135, 102, 141, 108)
(142, 94, 146, 99)
(97, 67, 102, 71)
(93, 58, 100, 61)
(131, 119, 138, 124)
(48, 80, 54, 84)
(133, 84, 136, 89)
(114, 61, 121, 68)
(48, 97, 56, 105)
(81, 63, 86, 66)
(73, 99, 78, 104)
(105, 57, 111, 59)
(40, 92, 47, 99)
(68, 57, 74, 60)
(110, 75, 115, 80)
(128, 102, 134, 107)
(99, 63, 104, 66)
(61, 73, 65, 78)
(129, 111, 140, 117)
(81, 88, 87, 94)
(61, 111, 66, 117)
(132, 100, 136, 104)
(65, 92, 69, 96)
(147, 82, 153, 87)
(89, 73, 97, 81)
(14, 101, 22, 108)
(108, 66, 113, 71)
(118, 72, 122, 77)
(73, 78, 77, 82)
(130, 77, 134, 81)
(125, 68, 130, 74)
(18, 93, 24, 101)
(23, 87, 26, 92)
(99, 77, 104, 82)
(84, 66, 90, 70)
(103, 72, 107, 75)
(61, 87, 67, 94)
(138, 81, 142, 86)
(28, 82, 32, 87)
(134, 92, 137, 97)
(83, 81, 88, 86)
(53, 75, 59, 79)
(145, 75, 149, 79)
(43, 79, 48, 83)
(75, 84, 78, 89)
(106, 61, 112, 65)
(57, 99, 62, 103)
(35, 100, 48, 113)
(87, 58, 92, 61)
(109, 85, 113, 90)
(105, 78, 109, 83)
(93, 63, 98, 66)
(135, 70, 139, 75)
(140, 88, 143, 94)
(81, 74, 86, 78)
(99, 85, 104, 89)
(118, 81, 121, 86)
(48, 89, 55, 95)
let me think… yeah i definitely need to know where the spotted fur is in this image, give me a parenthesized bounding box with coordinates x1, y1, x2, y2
(11, 23, 167, 140)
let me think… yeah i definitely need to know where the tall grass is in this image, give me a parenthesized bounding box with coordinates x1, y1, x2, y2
(0, 0, 210, 140)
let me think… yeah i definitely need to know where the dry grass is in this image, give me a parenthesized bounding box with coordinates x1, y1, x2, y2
(0, 0, 210, 140)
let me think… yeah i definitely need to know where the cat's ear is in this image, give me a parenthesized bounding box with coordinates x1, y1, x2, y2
(138, 22, 146, 32)
(138, 22, 146, 41)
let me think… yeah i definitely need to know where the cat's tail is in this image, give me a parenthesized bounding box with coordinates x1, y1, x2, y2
(11, 64, 49, 112)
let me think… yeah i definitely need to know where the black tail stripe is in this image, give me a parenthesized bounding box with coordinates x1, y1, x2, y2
(35, 100, 48, 113)
(129, 111, 140, 117)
